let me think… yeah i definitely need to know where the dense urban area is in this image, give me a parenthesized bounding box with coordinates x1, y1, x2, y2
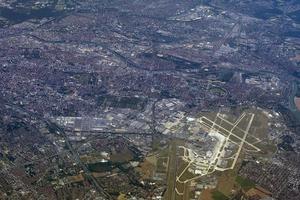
(0, 0, 300, 200)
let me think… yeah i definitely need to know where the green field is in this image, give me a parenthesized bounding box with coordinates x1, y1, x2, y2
(212, 190, 229, 200)
(236, 176, 255, 190)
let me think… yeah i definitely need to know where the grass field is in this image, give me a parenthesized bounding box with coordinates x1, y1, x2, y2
(216, 170, 237, 196)
(236, 176, 255, 190)
(215, 154, 244, 196)
(211, 190, 229, 200)
(136, 156, 156, 179)
(110, 148, 134, 163)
